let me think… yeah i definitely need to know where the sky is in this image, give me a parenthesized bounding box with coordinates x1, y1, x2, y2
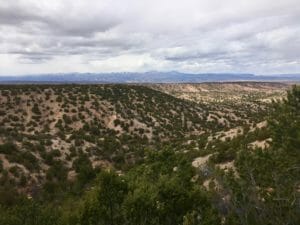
(0, 0, 299, 75)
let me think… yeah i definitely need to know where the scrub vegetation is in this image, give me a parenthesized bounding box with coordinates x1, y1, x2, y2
(0, 83, 298, 225)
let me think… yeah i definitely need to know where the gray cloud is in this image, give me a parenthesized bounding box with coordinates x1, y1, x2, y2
(0, 3, 41, 25)
(0, 0, 300, 75)
(0, 1, 120, 37)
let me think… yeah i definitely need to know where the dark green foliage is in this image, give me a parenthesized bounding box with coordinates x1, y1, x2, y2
(0, 142, 18, 154)
(219, 85, 300, 225)
(14, 151, 39, 171)
(77, 150, 220, 225)
(63, 114, 72, 124)
(32, 103, 41, 115)
(0, 159, 3, 172)
(0, 185, 22, 207)
(0, 200, 61, 225)
(269, 85, 300, 152)
(73, 153, 95, 187)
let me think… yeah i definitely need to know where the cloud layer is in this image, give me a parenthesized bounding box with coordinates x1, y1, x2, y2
(0, 0, 299, 75)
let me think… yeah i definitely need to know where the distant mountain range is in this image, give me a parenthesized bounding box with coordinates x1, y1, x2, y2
(0, 72, 300, 83)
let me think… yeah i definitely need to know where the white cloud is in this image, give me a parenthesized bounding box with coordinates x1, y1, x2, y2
(0, 0, 299, 75)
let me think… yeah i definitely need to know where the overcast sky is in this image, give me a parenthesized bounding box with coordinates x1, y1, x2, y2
(0, 0, 299, 75)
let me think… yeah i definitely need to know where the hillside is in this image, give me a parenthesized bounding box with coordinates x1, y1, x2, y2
(0, 83, 286, 192)
(149, 82, 288, 130)
(0, 84, 256, 193)
(0, 83, 299, 225)
(149, 82, 288, 104)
